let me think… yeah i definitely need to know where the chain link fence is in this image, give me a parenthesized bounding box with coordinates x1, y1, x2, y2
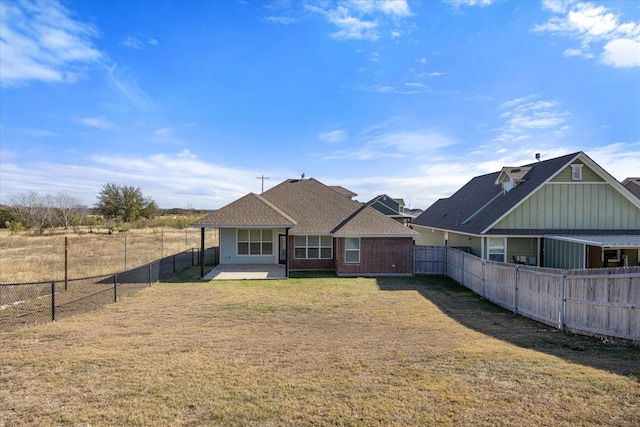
(0, 247, 219, 332)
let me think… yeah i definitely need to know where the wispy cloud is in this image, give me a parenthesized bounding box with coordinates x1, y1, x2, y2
(535, 1, 640, 68)
(121, 35, 158, 49)
(106, 64, 156, 111)
(319, 130, 348, 144)
(494, 96, 570, 142)
(20, 129, 60, 137)
(76, 117, 115, 129)
(307, 0, 411, 41)
(0, 151, 269, 209)
(322, 123, 457, 161)
(446, 0, 496, 7)
(0, 0, 102, 86)
(264, 15, 296, 25)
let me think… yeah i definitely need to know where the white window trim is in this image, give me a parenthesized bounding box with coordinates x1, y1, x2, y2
(237, 229, 274, 256)
(345, 237, 360, 264)
(571, 164, 583, 181)
(293, 235, 333, 259)
(487, 237, 506, 263)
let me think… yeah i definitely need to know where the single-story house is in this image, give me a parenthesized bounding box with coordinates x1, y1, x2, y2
(192, 178, 418, 277)
(412, 152, 640, 269)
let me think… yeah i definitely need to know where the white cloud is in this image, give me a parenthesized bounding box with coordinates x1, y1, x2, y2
(446, 0, 496, 8)
(0, 0, 101, 86)
(122, 36, 144, 49)
(0, 151, 269, 209)
(563, 48, 594, 58)
(20, 129, 60, 137)
(264, 16, 296, 25)
(494, 97, 570, 142)
(153, 127, 171, 136)
(106, 64, 156, 111)
(535, 1, 640, 68)
(121, 35, 158, 49)
(319, 130, 348, 144)
(307, 1, 412, 41)
(323, 125, 457, 161)
(326, 6, 379, 40)
(602, 38, 640, 68)
(76, 117, 115, 129)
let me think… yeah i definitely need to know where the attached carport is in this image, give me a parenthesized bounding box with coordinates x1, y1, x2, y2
(544, 235, 640, 269)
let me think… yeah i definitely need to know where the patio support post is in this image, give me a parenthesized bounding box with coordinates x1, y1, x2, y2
(285, 227, 289, 278)
(200, 227, 205, 279)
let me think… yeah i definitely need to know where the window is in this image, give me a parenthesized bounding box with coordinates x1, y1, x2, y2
(294, 235, 333, 259)
(237, 229, 273, 255)
(345, 237, 360, 263)
(601, 249, 620, 262)
(571, 164, 583, 181)
(487, 238, 505, 262)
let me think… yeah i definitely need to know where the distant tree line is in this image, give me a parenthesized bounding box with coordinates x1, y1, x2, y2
(2, 192, 87, 233)
(2, 183, 210, 234)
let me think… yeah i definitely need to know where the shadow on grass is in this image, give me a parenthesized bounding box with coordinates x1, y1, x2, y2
(377, 275, 640, 379)
(163, 267, 639, 377)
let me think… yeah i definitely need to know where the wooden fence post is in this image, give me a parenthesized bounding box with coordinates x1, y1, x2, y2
(560, 271, 566, 332)
(514, 265, 519, 315)
(482, 260, 486, 298)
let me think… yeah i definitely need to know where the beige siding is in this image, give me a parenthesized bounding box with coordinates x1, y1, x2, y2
(448, 232, 482, 257)
(495, 182, 640, 230)
(413, 225, 446, 246)
(506, 238, 538, 265)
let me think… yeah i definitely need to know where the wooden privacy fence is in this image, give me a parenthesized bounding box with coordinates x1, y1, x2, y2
(414, 245, 640, 345)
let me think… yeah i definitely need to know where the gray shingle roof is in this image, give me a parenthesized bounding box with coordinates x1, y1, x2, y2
(192, 193, 296, 228)
(332, 205, 418, 237)
(623, 178, 640, 199)
(193, 178, 418, 237)
(413, 152, 581, 234)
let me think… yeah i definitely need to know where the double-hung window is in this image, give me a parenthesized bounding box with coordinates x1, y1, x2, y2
(487, 237, 505, 262)
(345, 237, 360, 263)
(237, 229, 273, 255)
(294, 235, 333, 259)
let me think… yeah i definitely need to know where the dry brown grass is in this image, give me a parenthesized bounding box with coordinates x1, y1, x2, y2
(1, 273, 638, 426)
(0, 228, 218, 283)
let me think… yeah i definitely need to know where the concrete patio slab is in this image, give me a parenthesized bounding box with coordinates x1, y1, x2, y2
(203, 264, 286, 280)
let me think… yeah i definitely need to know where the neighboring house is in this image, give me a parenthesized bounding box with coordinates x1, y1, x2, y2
(412, 152, 640, 269)
(192, 178, 418, 277)
(367, 195, 416, 225)
(329, 185, 357, 199)
(623, 178, 640, 199)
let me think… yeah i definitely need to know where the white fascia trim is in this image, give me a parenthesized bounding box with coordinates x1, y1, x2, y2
(480, 152, 582, 234)
(190, 224, 295, 229)
(332, 234, 418, 238)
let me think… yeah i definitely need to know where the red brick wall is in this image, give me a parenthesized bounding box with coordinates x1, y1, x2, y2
(335, 237, 414, 276)
(287, 236, 336, 271)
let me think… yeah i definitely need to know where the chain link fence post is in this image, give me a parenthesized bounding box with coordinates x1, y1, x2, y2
(51, 281, 56, 321)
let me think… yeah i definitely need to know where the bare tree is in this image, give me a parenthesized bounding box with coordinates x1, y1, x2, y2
(54, 193, 87, 228)
(7, 191, 51, 231)
(6, 191, 87, 231)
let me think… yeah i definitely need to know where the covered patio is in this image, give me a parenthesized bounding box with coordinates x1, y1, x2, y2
(203, 264, 287, 281)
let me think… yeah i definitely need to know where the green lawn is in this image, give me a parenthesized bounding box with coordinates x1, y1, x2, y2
(1, 271, 639, 426)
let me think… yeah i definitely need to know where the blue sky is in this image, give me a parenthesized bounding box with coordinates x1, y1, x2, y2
(1, 0, 639, 210)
